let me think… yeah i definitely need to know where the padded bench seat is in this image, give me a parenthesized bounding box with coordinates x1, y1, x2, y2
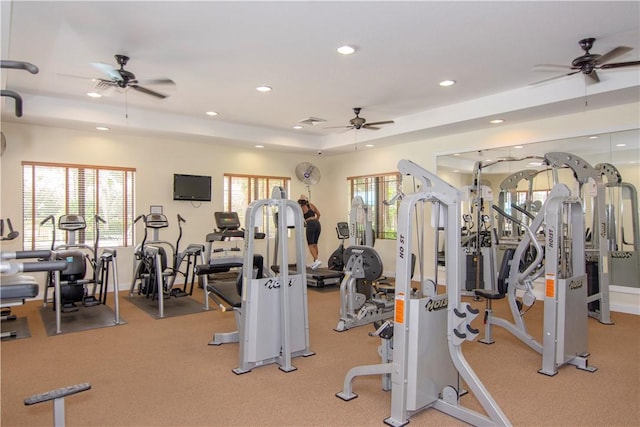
(1, 282, 39, 300)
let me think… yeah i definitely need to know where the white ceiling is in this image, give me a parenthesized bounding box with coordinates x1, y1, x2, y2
(1, 1, 639, 154)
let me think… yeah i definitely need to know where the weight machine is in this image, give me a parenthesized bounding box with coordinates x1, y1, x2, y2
(595, 162, 639, 289)
(334, 196, 396, 332)
(202, 187, 314, 374)
(544, 152, 613, 324)
(475, 181, 596, 376)
(337, 159, 509, 426)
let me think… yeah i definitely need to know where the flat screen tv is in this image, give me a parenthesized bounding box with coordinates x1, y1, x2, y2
(173, 174, 211, 202)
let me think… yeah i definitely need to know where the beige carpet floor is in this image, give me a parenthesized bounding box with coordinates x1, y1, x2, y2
(1, 286, 638, 426)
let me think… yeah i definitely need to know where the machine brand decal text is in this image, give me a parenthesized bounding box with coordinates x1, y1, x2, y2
(425, 298, 448, 312)
(569, 279, 583, 290)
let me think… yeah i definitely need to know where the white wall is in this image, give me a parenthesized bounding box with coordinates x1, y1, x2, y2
(0, 123, 328, 291)
(1, 101, 639, 313)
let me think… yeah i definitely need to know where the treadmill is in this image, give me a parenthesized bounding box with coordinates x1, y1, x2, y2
(306, 222, 349, 288)
(271, 213, 345, 288)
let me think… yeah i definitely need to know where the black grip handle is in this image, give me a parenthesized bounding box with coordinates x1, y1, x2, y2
(39, 215, 54, 226)
(510, 203, 535, 220)
(492, 205, 525, 227)
(13, 250, 52, 260)
(21, 260, 68, 272)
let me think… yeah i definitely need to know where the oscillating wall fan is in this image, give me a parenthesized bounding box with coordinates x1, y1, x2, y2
(295, 162, 321, 199)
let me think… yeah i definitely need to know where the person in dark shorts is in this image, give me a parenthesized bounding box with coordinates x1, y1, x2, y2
(297, 194, 322, 269)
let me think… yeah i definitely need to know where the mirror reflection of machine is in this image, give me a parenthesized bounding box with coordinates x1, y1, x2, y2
(595, 163, 639, 289)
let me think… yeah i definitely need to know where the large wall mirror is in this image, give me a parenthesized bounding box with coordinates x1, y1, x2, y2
(437, 128, 639, 289)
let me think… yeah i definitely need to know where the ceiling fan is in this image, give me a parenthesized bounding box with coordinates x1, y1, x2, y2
(326, 107, 394, 131)
(91, 54, 175, 99)
(532, 37, 640, 85)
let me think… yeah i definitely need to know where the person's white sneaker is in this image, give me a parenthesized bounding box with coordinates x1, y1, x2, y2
(311, 259, 322, 270)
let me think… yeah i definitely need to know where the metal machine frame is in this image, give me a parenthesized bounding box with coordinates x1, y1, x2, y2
(207, 187, 315, 374)
(337, 159, 509, 426)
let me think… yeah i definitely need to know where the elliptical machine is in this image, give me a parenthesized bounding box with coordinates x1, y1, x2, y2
(41, 214, 118, 314)
(327, 222, 350, 271)
(130, 213, 205, 318)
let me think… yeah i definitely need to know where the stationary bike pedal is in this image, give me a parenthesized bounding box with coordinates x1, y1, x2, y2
(83, 297, 100, 307)
(61, 303, 79, 313)
(170, 289, 188, 298)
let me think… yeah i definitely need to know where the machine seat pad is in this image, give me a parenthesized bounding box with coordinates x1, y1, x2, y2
(474, 289, 506, 300)
(206, 281, 241, 308)
(0, 283, 39, 300)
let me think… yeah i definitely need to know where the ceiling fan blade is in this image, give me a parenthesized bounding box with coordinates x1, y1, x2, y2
(596, 46, 633, 65)
(362, 125, 381, 130)
(323, 125, 352, 129)
(586, 71, 600, 84)
(129, 84, 169, 99)
(365, 120, 394, 126)
(600, 60, 640, 69)
(528, 71, 580, 86)
(135, 78, 176, 86)
(532, 64, 574, 72)
(91, 62, 122, 81)
(57, 73, 99, 82)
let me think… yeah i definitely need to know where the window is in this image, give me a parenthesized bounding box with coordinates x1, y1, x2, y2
(348, 172, 401, 240)
(223, 173, 290, 230)
(23, 161, 136, 250)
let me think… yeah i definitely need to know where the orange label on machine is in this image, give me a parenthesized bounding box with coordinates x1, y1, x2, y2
(545, 274, 555, 298)
(395, 293, 405, 324)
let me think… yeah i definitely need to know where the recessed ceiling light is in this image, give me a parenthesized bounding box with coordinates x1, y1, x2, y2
(453, 153, 461, 156)
(95, 126, 109, 131)
(256, 86, 272, 92)
(87, 92, 102, 98)
(255, 145, 264, 148)
(205, 111, 218, 116)
(337, 45, 356, 55)
(527, 162, 542, 166)
(589, 135, 599, 139)
(514, 145, 524, 149)
(489, 119, 504, 124)
(292, 125, 303, 129)
(365, 144, 374, 148)
(439, 80, 456, 87)
(453, 170, 460, 173)
(615, 143, 627, 147)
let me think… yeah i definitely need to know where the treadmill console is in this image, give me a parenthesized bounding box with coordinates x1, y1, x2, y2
(214, 212, 241, 231)
(336, 222, 350, 240)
